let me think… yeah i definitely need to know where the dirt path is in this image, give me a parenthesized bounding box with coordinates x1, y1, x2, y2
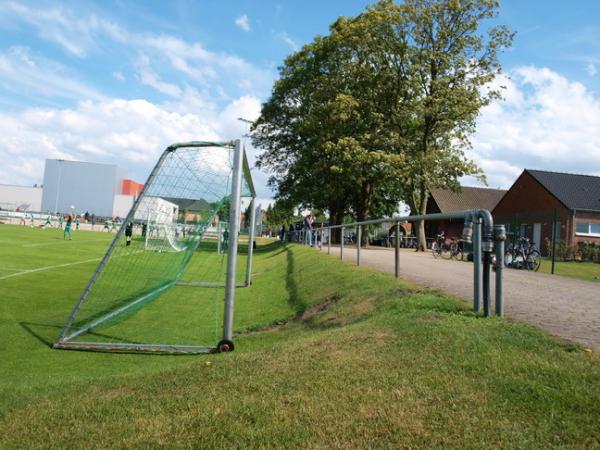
(319, 245, 600, 351)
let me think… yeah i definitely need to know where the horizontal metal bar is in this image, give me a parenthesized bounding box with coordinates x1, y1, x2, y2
(175, 281, 246, 288)
(322, 210, 483, 230)
(53, 341, 215, 354)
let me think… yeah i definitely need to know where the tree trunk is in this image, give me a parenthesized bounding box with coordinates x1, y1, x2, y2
(355, 182, 372, 248)
(416, 188, 429, 251)
(328, 203, 342, 244)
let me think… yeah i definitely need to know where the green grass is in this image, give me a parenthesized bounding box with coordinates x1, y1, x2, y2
(538, 258, 600, 282)
(0, 224, 599, 449)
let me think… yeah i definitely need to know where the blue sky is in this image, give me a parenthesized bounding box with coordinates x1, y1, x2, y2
(0, 0, 599, 202)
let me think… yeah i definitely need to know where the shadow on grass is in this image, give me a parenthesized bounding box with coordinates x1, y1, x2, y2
(285, 246, 307, 317)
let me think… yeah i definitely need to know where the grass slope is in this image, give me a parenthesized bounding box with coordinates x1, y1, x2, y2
(0, 224, 599, 449)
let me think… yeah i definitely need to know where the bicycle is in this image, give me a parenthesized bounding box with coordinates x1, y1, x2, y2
(448, 238, 465, 261)
(431, 232, 452, 259)
(504, 237, 541, 271)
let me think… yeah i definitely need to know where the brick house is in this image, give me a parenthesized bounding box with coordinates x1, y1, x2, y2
(425, 186, 506, 241)
(492, 169, 600, 254)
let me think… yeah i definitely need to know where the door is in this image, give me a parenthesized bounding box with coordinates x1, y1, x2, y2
(533, 223, 541, 250)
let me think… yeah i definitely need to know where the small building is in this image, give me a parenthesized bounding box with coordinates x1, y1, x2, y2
(493, 169, 600, 253)
(0, 184, 43, 211)
(425, 186, 506, 240)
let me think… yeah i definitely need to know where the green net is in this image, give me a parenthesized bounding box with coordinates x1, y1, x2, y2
(55, 141, 254, 354)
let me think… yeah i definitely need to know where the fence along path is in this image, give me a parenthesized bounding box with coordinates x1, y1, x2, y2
(319, 245, 600, 351)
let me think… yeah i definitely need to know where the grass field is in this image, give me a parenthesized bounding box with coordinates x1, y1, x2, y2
(538, 258, 600, 282)
(1, 224, 599, 449)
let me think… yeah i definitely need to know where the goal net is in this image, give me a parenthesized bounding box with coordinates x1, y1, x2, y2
(54, 141, 256, 354)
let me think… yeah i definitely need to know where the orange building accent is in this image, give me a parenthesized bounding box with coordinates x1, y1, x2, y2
(122, 179, 144, 196)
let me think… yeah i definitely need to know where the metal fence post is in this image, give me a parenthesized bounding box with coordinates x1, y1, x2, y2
(551, 208, 557, 274)
(327, 227, 331, 254)
(395, 221, 400, 278)
(340, 226, 345, 260)
(494, 225, 505, 317)
(473, 216, 482, 312)
(319, 223, 323, 250)
(357, 225, 361, 266)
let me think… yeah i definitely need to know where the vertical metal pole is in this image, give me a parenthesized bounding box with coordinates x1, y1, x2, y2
(483, 252, 491, 317)
(494, 225, 505, 317)
(327, 227, 331, 254)
(217, 221, 222, 255)
(357, 225, 361, 266)
(223, 140, 244, 343)
(473, 217, 482, 312)
(245, 198, 256, 287)
(551, 208, 557, 274)
(319, 223, 323, 250)
(340, 226, 345, 260)
(395, 221, 400, 278)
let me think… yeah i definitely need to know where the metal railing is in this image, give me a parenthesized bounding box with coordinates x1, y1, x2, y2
(298, 210, 505, 317)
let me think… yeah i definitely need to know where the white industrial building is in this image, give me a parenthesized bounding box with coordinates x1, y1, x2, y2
(0, 184, 43, 211)
(38, 159, 140, 218)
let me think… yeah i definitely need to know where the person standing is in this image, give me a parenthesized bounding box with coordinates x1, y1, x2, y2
(64, 215, 73, 240)
(58, 214, 64, 229)
(303, 213, 313, 246)
(125, 222, 133, 246)
(75, 216, 80, 230)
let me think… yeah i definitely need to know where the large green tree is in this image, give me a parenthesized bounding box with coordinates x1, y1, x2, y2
(252, 10, 406, 238)
(386, 0, 513, 249)
(253, 0, 512, 249)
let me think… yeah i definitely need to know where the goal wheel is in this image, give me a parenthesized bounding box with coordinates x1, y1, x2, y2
(217, 339, 235, 353)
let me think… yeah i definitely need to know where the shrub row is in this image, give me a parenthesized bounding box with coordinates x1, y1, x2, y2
(545, 238, 600, 262)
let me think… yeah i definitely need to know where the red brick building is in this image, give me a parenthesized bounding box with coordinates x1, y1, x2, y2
(493, 169, 600, 253)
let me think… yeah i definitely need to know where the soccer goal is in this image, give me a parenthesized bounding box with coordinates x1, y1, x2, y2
(54, 140, 256, 354)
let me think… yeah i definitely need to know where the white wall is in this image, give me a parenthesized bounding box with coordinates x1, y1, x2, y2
(113, 194, 135, 219)
(41, 159, 121, 217)
(0, 184, 43, 211)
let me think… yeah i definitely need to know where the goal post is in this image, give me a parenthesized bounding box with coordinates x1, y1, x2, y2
(54, 140, 256, 354)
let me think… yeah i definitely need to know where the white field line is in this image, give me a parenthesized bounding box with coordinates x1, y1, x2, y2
(22, 238, 110, 248)
(0, 249, 144, 281)
(0, 258, 100, 281)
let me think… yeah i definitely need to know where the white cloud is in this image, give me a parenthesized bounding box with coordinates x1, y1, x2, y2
(2, 2, 274, 99)
(112, 71, 125, 81)
(0, 95, 273, 198)
(0, 47, 104, 101)
(467, 66, 600, 188)
(586, 62, 597, 77)
(278, 31, 298, 51)
(134, 54, 181, 97)
(235, 14, 250, 32)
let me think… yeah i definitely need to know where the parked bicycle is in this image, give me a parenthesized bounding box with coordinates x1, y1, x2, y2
(504, 237, 541, 271)
(431, 232, 452, 259)
(448, 238, 465, 261)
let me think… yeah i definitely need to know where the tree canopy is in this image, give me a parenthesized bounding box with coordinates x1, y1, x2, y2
(253, 0, 513, 248)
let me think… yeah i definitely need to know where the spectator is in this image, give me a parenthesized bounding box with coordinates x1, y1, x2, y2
(303, 213, 314, 246)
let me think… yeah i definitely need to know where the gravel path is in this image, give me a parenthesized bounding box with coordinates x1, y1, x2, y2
(320, 245, 600, 351)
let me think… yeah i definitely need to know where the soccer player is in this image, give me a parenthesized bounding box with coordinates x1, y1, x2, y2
(64, 215, 73, 240)
(44, 215, 52, 228)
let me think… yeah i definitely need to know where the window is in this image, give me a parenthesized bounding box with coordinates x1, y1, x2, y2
(576, 221, 600, 237)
